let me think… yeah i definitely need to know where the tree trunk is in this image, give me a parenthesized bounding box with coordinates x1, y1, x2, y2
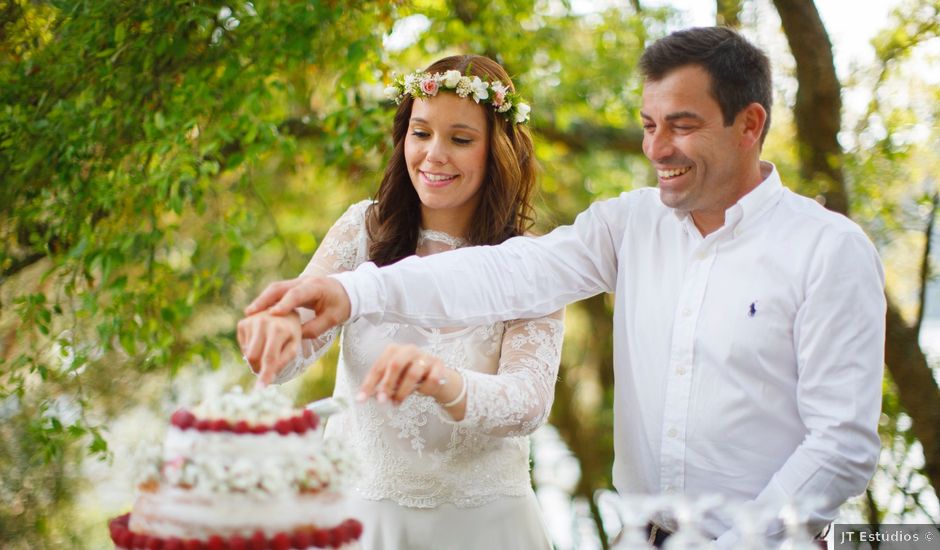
(550, 293, 616, 549)
(552, 370, 611, 550)
(773, 0, 940, 495)
(773, 0, 847, 216)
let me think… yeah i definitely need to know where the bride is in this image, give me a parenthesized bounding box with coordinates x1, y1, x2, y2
(237, 55, 564, 549)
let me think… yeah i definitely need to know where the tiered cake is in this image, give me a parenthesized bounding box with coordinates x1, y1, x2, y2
(108, 387, 362, 549)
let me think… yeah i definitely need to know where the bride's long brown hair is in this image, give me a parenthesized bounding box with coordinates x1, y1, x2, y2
(366, 55, 537, 266)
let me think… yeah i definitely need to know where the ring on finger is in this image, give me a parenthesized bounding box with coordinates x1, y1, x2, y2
(418, 358, 445, 384)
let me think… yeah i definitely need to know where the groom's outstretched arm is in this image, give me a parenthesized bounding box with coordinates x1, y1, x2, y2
(330, 195, 629, 328)
(246, 193, 629, 334)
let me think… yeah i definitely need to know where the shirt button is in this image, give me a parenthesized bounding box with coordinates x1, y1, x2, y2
(676, 367, 687, 375)
(682, 307, 692, 317)
(668, 427, 678, 438)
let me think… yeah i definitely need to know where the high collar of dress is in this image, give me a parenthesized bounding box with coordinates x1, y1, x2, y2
(418, 228, 468, 249)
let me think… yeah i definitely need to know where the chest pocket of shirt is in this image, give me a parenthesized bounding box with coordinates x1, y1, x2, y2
(697, 274, 799, 390)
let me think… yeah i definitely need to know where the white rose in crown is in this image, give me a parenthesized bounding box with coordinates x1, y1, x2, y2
(470, 76, 489, 102)
(443, 70, 462, 88)
(515, 102, 531, 123)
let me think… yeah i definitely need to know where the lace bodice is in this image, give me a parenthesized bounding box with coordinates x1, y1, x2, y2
(273, 200, 564, 508)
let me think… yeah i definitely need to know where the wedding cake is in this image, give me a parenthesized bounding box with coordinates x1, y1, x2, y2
(107, 387, 362, 549)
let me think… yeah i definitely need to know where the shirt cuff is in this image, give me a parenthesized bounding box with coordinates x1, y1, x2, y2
(329, 261, 385, 321)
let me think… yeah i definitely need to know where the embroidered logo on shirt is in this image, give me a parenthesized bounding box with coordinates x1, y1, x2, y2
(748, 301, 758, 318)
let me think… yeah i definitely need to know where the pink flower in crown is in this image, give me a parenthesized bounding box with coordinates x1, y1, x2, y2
(420, 77, 439, 96)
(490, 82, 507, 108)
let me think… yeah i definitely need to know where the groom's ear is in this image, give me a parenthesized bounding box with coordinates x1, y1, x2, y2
(736, 102, 767, 150)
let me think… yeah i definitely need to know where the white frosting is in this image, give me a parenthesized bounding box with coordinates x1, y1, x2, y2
(164, 427, 323, 461)
(191, 386, 295, 425)
(155, 428, 345, 495)
(129, 487, 352, 539)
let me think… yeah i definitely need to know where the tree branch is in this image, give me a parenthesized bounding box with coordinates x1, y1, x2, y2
(534, 120, 644, 155)
(885, 300, 940, 493)
(915, 192, 939, 336)
(0, 252, 46, 285)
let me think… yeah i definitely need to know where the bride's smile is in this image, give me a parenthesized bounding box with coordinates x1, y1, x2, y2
(406, 93, 488, 237)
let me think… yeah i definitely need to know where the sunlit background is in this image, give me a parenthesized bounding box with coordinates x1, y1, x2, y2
(2, 0, 939, 548)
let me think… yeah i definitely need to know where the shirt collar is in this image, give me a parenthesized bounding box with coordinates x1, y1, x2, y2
(672, 161, 783, 237)
(732, 161, 783, 233)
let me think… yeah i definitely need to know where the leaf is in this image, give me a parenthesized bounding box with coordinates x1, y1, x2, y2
(228, 245, 246, 271)
(206, 345, 221, 369)
(119, 331, 136, 355)
(89, 431, 109, 455)
(68, 424, 87, 438)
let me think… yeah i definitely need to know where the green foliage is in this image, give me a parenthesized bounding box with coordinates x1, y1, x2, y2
(1, 0, 396, 545)
(2, 0, 939, 546)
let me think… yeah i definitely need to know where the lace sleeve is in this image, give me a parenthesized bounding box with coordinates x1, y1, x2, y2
(453, 309, 565, 437)
(270, 199, 372, 384)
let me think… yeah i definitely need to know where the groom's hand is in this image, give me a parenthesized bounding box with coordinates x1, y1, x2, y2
(244, 276, 351, 339)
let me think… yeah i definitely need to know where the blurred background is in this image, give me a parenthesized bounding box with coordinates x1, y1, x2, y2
(1, 0, 939, 548)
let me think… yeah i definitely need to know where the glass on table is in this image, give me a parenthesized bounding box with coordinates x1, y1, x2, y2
(778, 496, 827, 550)
(661, 493, 723, 550)
(597, 491, 668, 550)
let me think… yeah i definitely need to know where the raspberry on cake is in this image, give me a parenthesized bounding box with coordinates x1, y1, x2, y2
(108, 386, 362, 549)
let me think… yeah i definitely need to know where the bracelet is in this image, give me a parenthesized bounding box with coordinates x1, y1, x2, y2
(440, 371, 467, 408)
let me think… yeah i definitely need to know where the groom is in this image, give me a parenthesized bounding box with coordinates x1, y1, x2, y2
(241, 27, 885, 547)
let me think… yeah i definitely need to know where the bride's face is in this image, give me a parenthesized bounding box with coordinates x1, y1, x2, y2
(405, 93, 489, 225)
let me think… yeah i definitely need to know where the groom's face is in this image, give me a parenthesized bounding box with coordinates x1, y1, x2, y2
(640, 64, 750, 219)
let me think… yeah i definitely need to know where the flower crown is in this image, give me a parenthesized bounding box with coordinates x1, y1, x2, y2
(384, 69, 531, 124)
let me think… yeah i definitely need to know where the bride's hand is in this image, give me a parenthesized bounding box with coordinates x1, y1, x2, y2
(236, 311, 302, 386)
(357, 344, 461, 406)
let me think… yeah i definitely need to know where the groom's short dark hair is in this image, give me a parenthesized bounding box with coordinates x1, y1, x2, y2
(639, 26, 773, 142)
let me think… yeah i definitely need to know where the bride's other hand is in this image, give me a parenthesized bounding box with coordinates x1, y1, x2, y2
(236, 311, 302, 386)
(358, 344, 460, 406)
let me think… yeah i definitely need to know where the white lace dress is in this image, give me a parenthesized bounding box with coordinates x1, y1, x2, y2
(274, 200, 565, 550)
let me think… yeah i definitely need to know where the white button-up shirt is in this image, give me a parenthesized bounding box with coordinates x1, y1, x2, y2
(333, 163, 886, 546)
